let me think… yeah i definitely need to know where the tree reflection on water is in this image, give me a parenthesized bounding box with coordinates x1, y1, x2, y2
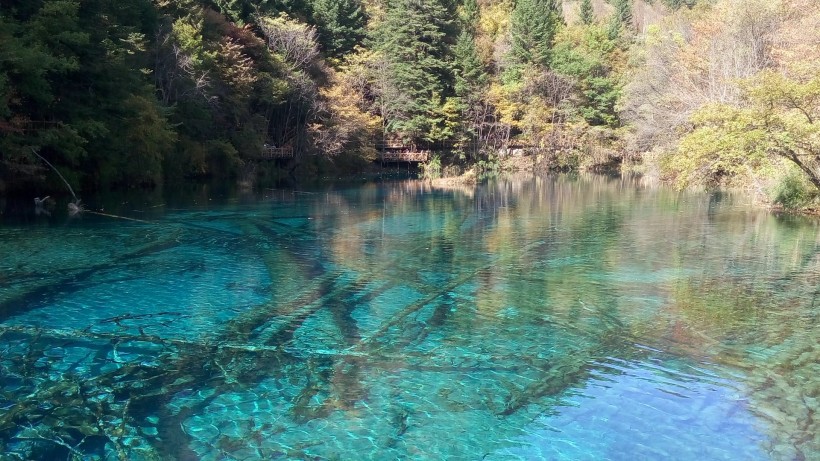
(0, 174, 817, 459)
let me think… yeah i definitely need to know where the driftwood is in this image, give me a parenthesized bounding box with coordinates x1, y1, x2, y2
(29, 147, 78, 203)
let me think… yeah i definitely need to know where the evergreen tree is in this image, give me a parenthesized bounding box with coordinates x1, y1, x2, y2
(509, 0, 564, 68)
(372, 0, 457, 142)
(210, 0, 304, 23)
(212, 0, 254, 22)
(311, 0, 366, 60)
(461, 0, 480, 30)
(453, 0, 484, 94)
(453, 30, 487, 98)
(663, 0, 698, 9)
(579, 0, 594, 25)
(452, 28, 488, 149)
(552, 24, 622, 127)
(608, 0, 632, 39)
(614, 0, 632, 25)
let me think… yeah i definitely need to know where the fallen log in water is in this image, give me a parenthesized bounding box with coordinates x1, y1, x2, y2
(0, 230, 184, 322)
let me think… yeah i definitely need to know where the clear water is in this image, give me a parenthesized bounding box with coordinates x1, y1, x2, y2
(0, 174, 818, 460)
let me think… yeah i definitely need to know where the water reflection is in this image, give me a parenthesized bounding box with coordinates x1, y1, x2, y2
(0, 174, 817, 460)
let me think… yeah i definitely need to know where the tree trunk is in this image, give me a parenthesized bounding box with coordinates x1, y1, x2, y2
(784, 150, 820, 191)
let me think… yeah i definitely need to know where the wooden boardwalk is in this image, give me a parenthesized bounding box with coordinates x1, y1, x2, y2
(255, 145, 425, 162)
(377, 141, 430, 163)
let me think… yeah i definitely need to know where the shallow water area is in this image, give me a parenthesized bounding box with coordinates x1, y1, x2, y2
(0, 174, 818, 460)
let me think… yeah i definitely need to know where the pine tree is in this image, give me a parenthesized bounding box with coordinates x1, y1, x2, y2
(614, 0, 632, 25)
(453, 0, 484, 95)
(452, 28, 488, 148)
(453, 30, 487, 98)
(663, 0, 698, 9)
(551, 25, 622, 127)
(509, 0, 564, 68)
(312, 0, 366, 59)
(372, 0, 457, 142)
(461, 0, 480, 29)
(608, 0, 633, 39)
(579, 0, 594, 25)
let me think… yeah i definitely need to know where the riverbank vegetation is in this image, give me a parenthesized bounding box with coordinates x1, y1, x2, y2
(624, 0, 820, 211)
(1, 0, 818, 210)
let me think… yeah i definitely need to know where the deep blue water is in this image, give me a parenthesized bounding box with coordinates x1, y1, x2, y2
(0, 174, 817, 460)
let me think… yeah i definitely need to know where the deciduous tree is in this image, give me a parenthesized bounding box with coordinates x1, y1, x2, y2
(672, 71, 820, 191)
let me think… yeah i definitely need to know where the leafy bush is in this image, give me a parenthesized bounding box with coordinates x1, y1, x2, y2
(772, 172, 818, 209)
(476, 156, 500, 176)
(206, 140, 242, 179)
(420, 154, 442, 180)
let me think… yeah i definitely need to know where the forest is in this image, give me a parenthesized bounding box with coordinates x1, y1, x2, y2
(1, 0, 819, 209)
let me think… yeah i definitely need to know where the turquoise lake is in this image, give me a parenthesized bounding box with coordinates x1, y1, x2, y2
(0, 174, 817, 460)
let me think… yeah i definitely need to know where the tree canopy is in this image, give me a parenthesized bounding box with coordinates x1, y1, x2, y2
(3, 0, 818, 210)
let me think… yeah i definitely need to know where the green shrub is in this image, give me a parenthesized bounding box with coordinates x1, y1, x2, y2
(420, 154, 442, 180)
(476, 153, 500, 176)
(206, 140, 242, 179)
(772, 172, 817, 209)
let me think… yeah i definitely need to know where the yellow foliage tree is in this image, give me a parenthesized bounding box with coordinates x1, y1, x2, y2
(626, 0, 820, 201)
(317, 66, 381, 159)
(673, 71, 820, 191)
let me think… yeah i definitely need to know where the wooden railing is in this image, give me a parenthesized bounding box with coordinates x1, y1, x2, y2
(379, 151, 430, 162)
(375, 141, 408, 150)
(259, 146, 294, 159)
